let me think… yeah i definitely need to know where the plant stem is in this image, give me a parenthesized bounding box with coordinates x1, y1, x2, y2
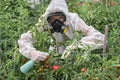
(56, 33, 59, 54)
(102, 25, 108, 57)
(13, 51, 16, 70)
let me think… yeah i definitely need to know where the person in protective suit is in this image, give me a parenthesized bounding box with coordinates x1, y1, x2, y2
(18, 0, 105, 63)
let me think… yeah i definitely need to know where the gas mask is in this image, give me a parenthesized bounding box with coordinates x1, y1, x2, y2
(51, 19, 64, 32)
(47, 12, 66, 33)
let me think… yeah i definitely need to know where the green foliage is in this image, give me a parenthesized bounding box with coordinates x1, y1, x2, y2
(0, 0, 120, 80)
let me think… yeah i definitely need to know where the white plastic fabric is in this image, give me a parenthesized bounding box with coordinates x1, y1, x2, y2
(18, 31, 49, 63)
(44, 0, 70, 22)
(18, 0, 105, 62)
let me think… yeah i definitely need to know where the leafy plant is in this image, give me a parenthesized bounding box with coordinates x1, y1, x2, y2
(0, 0, 120, 80)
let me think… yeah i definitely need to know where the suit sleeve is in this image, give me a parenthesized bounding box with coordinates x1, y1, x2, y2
(18, 31, 36, 59)
(18, 14, 48, 60)
(71, 13, 105, 50)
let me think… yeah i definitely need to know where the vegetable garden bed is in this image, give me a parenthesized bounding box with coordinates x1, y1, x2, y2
(0, 0, 120, 80)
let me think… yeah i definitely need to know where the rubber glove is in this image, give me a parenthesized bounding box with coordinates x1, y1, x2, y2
(30, 50, 49, 63)
(61, 40, 90, 59)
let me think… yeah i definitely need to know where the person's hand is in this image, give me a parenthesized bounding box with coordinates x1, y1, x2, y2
(30, 50, 49, 63)
(61, 45, 73, 59)
(61, 41, 87, 59)
(61, 46, 90, 60)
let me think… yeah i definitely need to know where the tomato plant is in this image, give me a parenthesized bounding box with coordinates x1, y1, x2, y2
(0, 0, 120, 80)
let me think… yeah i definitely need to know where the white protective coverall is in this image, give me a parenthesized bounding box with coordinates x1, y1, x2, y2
(18, 0, 105, 63)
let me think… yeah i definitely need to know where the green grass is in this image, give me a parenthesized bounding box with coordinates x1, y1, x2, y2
(0, 0, 120, 80)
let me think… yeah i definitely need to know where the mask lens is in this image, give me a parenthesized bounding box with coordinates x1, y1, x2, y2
(49, 16, 65, 25)
(47, 12, 66, 24)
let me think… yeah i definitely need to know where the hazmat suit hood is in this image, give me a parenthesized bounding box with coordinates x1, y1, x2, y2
(44, 0, 70, 22)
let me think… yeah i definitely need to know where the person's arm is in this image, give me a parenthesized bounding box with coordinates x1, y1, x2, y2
(18, 16, 49, 63)
(61, 13, 105, 59)
(74, 13, 104, 50)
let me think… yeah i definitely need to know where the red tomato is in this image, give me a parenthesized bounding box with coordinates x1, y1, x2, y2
(81, 68, 86, 73)
(45, 64, 49, 68)
(110, 1, 117, 6)
(116, 64, 120, 69)
(118, 75, 120, 80)
(36, 78, 41, 80)
(52, 65, 60, 70)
